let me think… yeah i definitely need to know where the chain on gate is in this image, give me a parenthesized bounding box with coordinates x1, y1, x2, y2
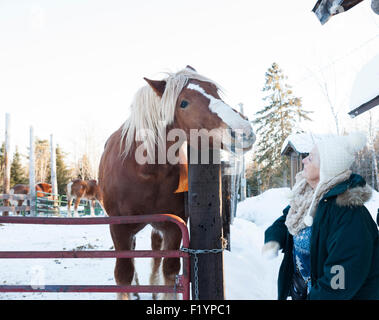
(180, 244, 225, 300)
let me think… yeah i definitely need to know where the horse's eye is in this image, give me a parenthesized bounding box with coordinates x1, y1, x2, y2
(180, 100, 189, 108)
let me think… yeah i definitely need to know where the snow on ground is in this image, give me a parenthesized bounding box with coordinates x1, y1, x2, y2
(0, 186, 378, 300)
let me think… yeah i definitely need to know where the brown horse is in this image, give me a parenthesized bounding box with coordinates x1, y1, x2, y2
(35, 182, 53, 197)
(98, 66, 255, 300)
(9, 182, 53, 214)
(66, 179, 105, 217)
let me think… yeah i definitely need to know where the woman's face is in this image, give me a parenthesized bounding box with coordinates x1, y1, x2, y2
(302, 146, 320, 187)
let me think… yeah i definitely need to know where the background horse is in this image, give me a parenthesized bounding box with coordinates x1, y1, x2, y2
(9, 182, 53, 214)
(66, 179, 105, 217)
(98, 66, 255, 300)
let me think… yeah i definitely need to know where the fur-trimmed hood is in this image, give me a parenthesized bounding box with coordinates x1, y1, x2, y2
(322, 173, 372, 207)
(336, 183, 372, 207)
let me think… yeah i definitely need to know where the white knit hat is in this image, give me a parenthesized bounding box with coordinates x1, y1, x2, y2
(303, 131, 367, 226)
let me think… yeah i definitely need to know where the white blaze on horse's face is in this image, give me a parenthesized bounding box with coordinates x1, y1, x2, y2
(187, 83, 255, 152)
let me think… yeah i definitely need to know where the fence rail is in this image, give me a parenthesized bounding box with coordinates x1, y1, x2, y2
(0, 194, 32, 213)
(0, 214, 191, 299)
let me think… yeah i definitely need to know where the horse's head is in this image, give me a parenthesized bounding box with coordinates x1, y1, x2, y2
(144, 66, 255, 154)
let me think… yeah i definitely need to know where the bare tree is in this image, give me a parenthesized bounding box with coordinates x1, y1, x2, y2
(34, 139, 50, 183)
(310, 66, 345, 135)
(368, 111, 379, 190)
(70, 118, 105, 180)
(76, 154, 93, 180)
(351, 111, 379, 191)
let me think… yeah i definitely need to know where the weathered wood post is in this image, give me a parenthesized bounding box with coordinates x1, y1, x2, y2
(221, 161, 231, 251)
(29, 126, 36, 216)
(238, 103, 247, 202)
(2, 113, 11, 216)
(187, 144, 224, 300)
(50, 134, 59, 214)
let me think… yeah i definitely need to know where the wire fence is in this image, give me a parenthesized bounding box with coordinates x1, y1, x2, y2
(0, 191, 105, 217)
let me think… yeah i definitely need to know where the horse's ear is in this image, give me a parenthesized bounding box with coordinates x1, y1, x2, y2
(186, 65, 197, 72)
(144, 78, 166, 97)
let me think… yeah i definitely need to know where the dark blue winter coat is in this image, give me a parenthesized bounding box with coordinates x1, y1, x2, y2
(264, 174, 379, 300)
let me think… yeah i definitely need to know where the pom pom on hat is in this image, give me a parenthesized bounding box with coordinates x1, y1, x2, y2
(346, 131, 367, 153)
(304, 215, 313, 227)
(316, 131, 367, 182)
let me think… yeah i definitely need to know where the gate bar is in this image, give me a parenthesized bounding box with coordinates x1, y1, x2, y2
(0, 250, 185, 259)
(0, 285, 178, 293)
(0, 214, 190, 299)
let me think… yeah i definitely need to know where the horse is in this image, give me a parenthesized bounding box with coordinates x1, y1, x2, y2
(9, 182, 53, 214)
(66, 179, 105, 217)
(98, 66, 256, 300)
(35, 182, 53, 197)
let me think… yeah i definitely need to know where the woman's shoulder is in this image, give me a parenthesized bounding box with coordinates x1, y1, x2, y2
(326, 174, 375, 227)
(322, 172, 372, 208)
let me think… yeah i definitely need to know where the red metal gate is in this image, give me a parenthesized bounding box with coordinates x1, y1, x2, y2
(0, 214, 190, 300)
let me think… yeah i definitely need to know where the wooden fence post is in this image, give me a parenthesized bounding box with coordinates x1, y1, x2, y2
(2, 113, 11, 216)
(29, 127, 36, 216)
(187, 145, 224, 300)
(50, 134, 58, 214)
(221, 161, 231, 251)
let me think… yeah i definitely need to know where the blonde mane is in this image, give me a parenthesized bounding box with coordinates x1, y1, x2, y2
(120, 68, 222, 159)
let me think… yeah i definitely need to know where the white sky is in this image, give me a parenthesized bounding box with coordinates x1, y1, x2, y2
(0, 0, 378, 165)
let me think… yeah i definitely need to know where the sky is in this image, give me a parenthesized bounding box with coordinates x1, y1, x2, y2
(0, 0, 378, 166)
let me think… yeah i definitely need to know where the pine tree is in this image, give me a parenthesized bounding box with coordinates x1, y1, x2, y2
(10, 147, 28, 186)
(253, 62, 312, 190)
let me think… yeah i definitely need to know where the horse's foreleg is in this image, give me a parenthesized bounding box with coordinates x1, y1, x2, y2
(131, 236, 140, 300)
(73, 198, 80, 217)
(97, 199, 108, 216)
(67, 197, 72, 217)
(90, 200, 95, 217)
(150, 229, 163, 300)
(110, 224, 145, 300)
(161, 226, 182, 300)
(15, 200, 23, 215)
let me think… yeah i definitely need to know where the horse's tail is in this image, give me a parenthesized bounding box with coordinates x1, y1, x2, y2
(66, 181, 73, 199)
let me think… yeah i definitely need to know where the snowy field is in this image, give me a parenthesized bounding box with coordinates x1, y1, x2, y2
(0, 187, 378, 300)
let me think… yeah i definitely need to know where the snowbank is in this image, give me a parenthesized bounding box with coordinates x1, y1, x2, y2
(237, 187, 291, 228)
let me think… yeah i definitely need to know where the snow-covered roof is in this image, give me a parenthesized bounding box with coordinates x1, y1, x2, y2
(281, 133, 327, 155)
(312, 0, 364, 25)
(349, 54, 379, 116)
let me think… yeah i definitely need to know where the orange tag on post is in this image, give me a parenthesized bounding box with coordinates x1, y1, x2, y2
(174, 145, 188, 193)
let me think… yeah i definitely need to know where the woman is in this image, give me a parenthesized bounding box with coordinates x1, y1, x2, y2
(262, 132, 379, 300)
